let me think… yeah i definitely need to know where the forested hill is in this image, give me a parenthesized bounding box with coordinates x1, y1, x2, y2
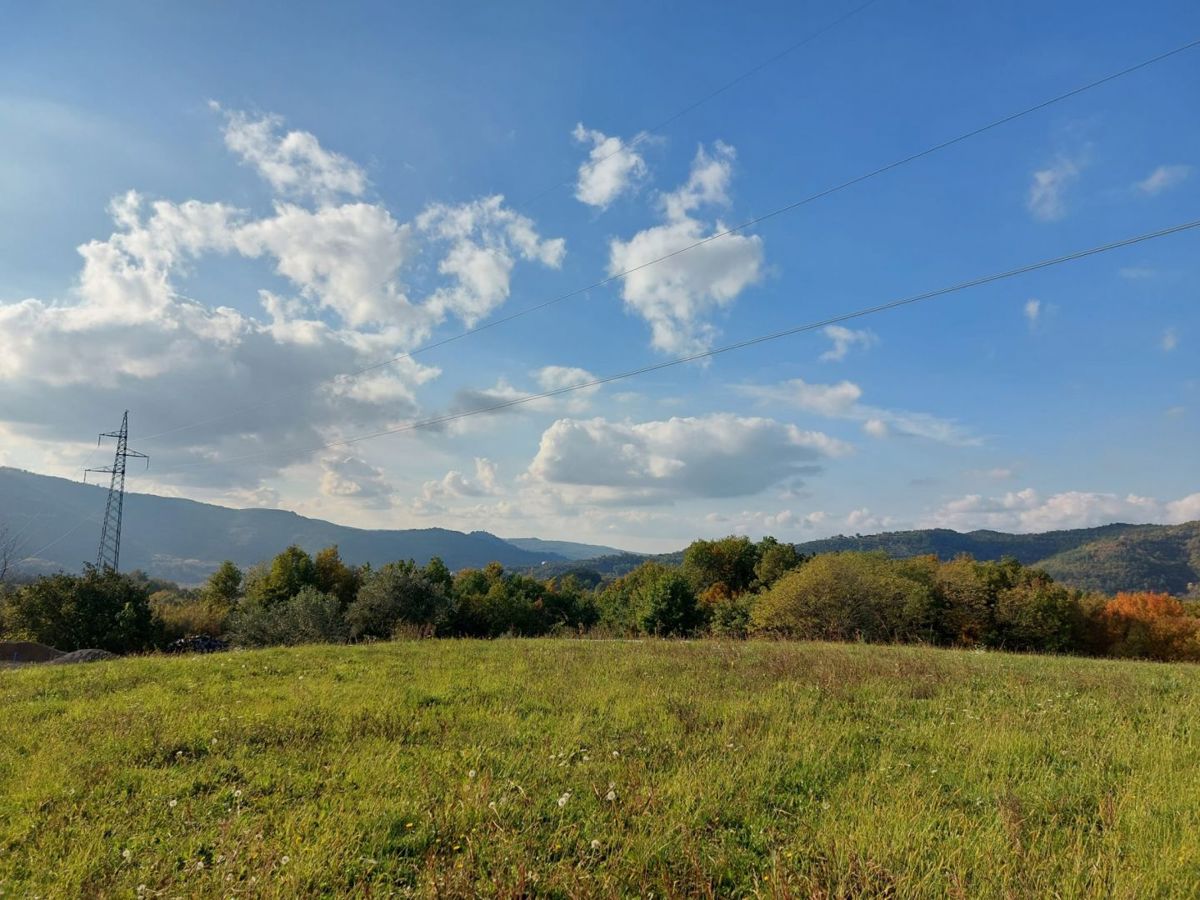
(0, 467, 578, 582)
(791, 525, 1138, 563)
(534, 522, 1200, 596)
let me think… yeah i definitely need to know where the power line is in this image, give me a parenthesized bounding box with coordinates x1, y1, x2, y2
(139, 35, 1200, 447)
(165, 217, 1200, 472)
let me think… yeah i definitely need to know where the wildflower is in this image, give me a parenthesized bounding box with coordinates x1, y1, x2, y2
(234, 789, 243, 798)
(590, 839, 601, 850)
(210, 738, 217, 745)
(281, 855, 290, 865)
(468, 769, 476, 779)
(582, 755, 590, 762)
(611, 751, 620, 758)
(168, 799, 178, 808)
(122, 848, 131, 860)
(195, 860, 205, 870)
(488, 801, 497, 811)
(605, 790, 617, 802)
(557, 792, 571, 808)
(405, 822, 414, 829)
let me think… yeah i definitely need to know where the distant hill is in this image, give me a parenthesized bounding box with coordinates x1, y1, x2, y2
(0, 467, 566, 583)
(530, 522, 1200, 596)
(503, 537, 628, 561)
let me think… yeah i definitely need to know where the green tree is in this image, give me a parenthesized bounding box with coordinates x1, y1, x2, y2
(4, 566, 157, 653)
(314, 545, 361, 607)
(347, 562, 446, 639)
(229, 586, 348, 647)
(682, 536, 758, 596)
(639, 571, 702, 636)
(752, 552, 934, 642)
(753, 537, 804, 589)
(245, 545, 316, 606)
(204, 561, 243, 607)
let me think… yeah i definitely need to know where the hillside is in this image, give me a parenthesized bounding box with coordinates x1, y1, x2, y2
(503, 537, 628, 560)
(532, 522, 1200, 596)
(1037, 522, 1200, 596)
(0, 467, 570, 582)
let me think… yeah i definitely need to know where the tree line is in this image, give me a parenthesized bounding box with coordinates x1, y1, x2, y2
(2, 536, 1198, 662)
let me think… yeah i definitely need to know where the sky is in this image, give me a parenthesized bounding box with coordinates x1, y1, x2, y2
(1, 0, 1198, 553)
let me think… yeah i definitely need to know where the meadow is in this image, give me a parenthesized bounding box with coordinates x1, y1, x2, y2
(2, 640, 1199, 898)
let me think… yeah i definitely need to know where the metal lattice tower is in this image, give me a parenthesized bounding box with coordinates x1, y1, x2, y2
(85, 411, 148, 572)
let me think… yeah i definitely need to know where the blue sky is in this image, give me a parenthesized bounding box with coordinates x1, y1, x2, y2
(1, 0, 1197, 552)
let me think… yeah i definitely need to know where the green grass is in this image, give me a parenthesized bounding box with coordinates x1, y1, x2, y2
(2, 640, 1200, 897)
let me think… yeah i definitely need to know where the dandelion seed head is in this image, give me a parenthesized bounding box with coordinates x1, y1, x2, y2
(557, 792, 571, 807)
(168, 799, 178, 808)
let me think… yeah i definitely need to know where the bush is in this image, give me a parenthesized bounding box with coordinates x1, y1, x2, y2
(229, 587, 348, 647)
(347, 563, 446, 640)
(752, 553, 934, 643)
(1093, 592, 1200, 661)
(991, 575, 1080, 653)
(2, 566, 157, 653)
(639, 571, 702, 636)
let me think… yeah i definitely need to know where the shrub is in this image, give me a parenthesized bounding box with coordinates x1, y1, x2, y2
(751, 553, 934, 643)
(151, 594, 229, 642)
(638, 571, 702, 636)
(229, 587, 348, 647)
(2, 566, 157, 653)
(991, 575, 1080, 653)
(348, 563, 446, 640)
(1094, 592, 1200, 661)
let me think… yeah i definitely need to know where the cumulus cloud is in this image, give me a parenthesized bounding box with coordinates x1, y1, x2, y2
(526, 413, 850, 504)
(320, 455, 394, 508)
(819, 325, 877, 362)
(572, 124, 648, 209)
(1135, 164, 1191, 196)
(215, 105, 367, 202)
(926, 487, 1200, 531)
(1027, 155, 1082, 222)
(417, 195, 565, 326)
(609, 142, 763, 354)
(737, 378, 979, 446)
(422, 457, 501, 503)
(0, 106, 566, 499)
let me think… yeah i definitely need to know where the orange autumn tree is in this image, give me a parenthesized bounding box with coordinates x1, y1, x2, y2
(1095, 592, 1200, 661)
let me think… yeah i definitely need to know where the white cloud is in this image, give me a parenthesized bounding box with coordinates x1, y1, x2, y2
(609, 142, 763, 354)
(421, 457, 502, 503)
(1027, 155, 1082, 222)
(1162, 327, 1178, 352)
(819, 325, 877, 362)
(216, 105, 367, 202)
(0, 106, 572, 500)
(1024, 298, 1041, 326)
(526, 413, 850, 504)
(737, 378, 979, 446)
(571, 123, 648, 209)
(417, 195, 566, 326)
(926, 487, 1200, 532)
(320, 455, 394, 508)
(1135, 164, 1192, 196)
(234, 202, 417, 330)
(862, 418, 889, 439)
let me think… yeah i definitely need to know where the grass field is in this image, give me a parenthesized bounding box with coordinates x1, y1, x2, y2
(2, 640, 1200, 898)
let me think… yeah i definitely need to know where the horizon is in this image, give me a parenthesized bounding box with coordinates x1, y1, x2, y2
(3, 464, 1190, 565)
(1, 0, 1197, 554)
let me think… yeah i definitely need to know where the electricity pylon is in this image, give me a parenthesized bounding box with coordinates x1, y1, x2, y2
(85, 411, 148, 572)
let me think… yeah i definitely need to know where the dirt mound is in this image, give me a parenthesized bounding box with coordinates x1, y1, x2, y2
(48, 649, 119, 665)
(0, 641, 65, 663)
